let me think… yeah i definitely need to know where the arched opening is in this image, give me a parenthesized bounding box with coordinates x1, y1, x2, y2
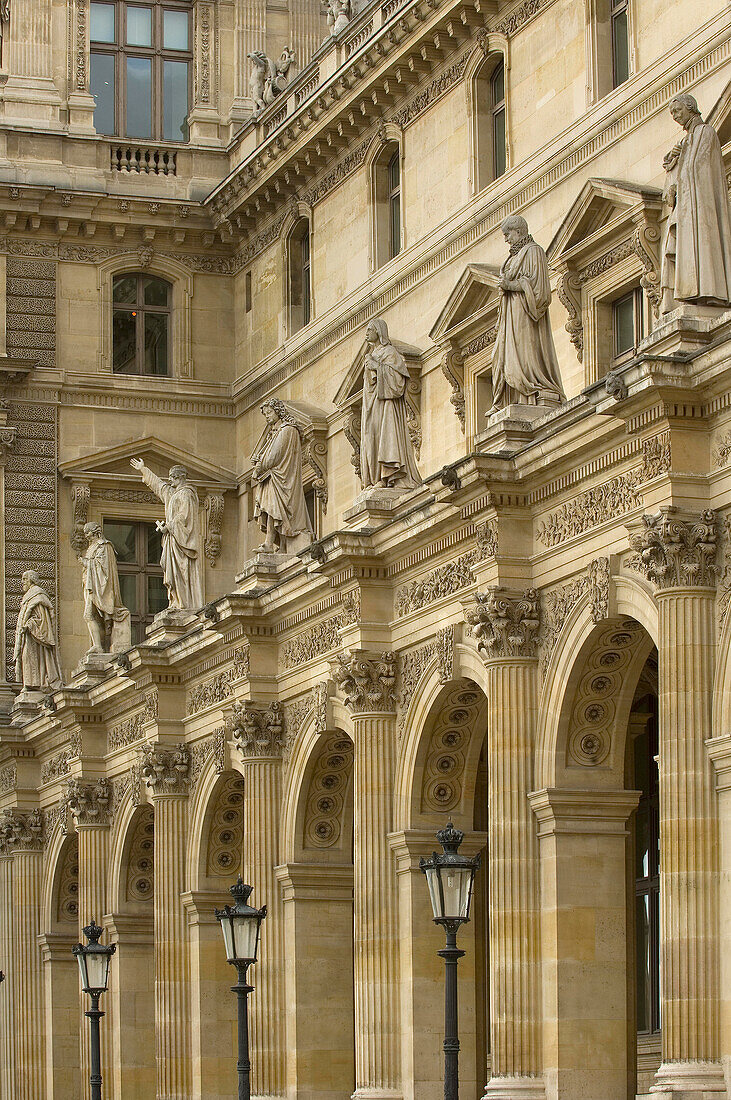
(473, 54, 506, 192)
(288, 218, 312, 334)
(43, 833, 81, 1099)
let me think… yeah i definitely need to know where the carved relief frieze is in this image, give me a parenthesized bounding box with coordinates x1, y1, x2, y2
(0, 764, 17, 793)
(395, 551, 476, 617)
(187, 657, 248, 716)
(303, 732, 354, 849)
(712, 430, 731, 469)
(627, 508, 717, 589)
(281, 597, 359, 670)
(587, 556, 610, 622)
(540, 574, 588, 678)
(189, 727, 227, 786)
(109, 691, 158, 750)
(717, 514, 731, 633)
(475, 519, 498, 560)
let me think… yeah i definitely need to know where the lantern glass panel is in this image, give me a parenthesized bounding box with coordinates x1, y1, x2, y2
(78, 950, 110, 992)
(233, 915, 260, 962)
(441, 865, 474, 921)
(220, 917, 236, 962)
(423, 864, 444, 921)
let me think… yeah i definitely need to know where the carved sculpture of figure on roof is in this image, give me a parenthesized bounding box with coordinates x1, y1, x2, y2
(360, 317, 421, 491)
(660, 92, 731, 314)
(266, 47, 295, 103)
(252, 399, 313, 554)
(79, 522, 131, 655)
(488, 215, 565, 416)
(248, 51, 270, 113)
(13, 570, 62, 692)
(325, 0, 351, 36)
(130, 458, 204, 612)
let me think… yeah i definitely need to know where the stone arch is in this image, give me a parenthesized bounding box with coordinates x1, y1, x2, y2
(41, 828, 81, 1097)
(42, 822, 77, 933)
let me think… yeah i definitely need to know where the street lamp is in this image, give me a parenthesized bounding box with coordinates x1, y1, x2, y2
(420, 822, 480, 1100)
(215, 877, 267, 1100)
(72, 919, 116, 1100)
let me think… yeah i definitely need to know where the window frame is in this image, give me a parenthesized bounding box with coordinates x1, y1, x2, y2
(471, 50, 508, 194)
(387, 150, 401, 262)
(611, 285, 643, 366)
(610, 0, 630, 89)
(102, 518, 166, 642)
(112, 272, 173, 377)
(287, 218, 312, 336)
(370, 138, 404, 271)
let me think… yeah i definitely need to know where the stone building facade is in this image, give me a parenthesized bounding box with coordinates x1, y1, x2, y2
(0, 0, 729, 1097)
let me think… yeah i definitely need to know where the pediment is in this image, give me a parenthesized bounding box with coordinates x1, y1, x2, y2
(334, 336, 423, 407)
(58, 436, 237, 491)
(548, 178, 662, 266)
(708, 78, 731, 149)
(429, 264, 501, 345)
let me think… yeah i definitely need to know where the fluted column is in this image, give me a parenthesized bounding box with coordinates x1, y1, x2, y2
(333, 650, 400, 1099)
(142, 744, 192, 1100)
(231, 700, 286, 1099)
(65, 779, 112, 1099)
(628, 509, 725, 1096)
(0, 851, 14, 1097)
(465, 587, 545, 1098)
(0, 809, 45, 1098)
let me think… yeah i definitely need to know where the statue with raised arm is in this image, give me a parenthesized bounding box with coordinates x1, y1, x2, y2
(360, 318, 421, 491)
(489, 215, 565, 415)
(13, 570, 62, 691)
(660, 93, 731, 314)
(252, 399, 313, 553)
(79, 522, 131, 655)
(129, 459, 204, 612)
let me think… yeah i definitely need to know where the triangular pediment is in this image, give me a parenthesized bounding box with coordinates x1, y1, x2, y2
(548, 178, 663, 264)
(429, 264, 500, 345)
(58, 437, 237, 491)
(334, 336, 422, 407)
(708, 78, 731, 149)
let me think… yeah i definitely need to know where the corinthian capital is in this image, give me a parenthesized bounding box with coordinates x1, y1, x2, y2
(465, 586, 540, 659)
(230, 701, 284, 759)
(0, 808, 44, 853)
(331, 650, 397, 713)
(627, 508, 717, 588)
(64, 777, 112, 826)
(141, 743, 191, 796)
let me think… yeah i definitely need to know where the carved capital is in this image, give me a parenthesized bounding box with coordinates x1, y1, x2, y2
(465, 586, 540, 659)
(628, 508, 717, 589)
(230, 701, 285, 758)
(141, 743, 191, 796)
(331, 650, 397, 713)
(0, 808, 44, 853)
(64, 777, 112, 826)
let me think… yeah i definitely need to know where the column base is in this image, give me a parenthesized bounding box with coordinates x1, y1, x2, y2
(0, 74, 62, 123)
(483, 1075, 546, 1099)
(650, 1060, 727, 1096)
(351, 1091, 402, 1100)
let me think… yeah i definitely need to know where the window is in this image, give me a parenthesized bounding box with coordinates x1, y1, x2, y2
(611, 0, 630, 88)
(103, 520, 167, 643)
(612, 287, 643, 364)
(288, 219, 312, 335)
(388, 152, 401, 261)
(588, 0, 632, 101)
(245, 270, 252, 314)
(90, 0, 192, 141)
(474, 56, 507, 191)
(372, 141, 402, 269)
(633, 714, 660, 1035)
(112, 273, 171, 375)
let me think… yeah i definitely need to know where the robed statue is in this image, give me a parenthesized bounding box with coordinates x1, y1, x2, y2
(252, 399, 313, 553)
(130, 459, 204, 612)
(360, 318, 421, 490)
(489, 215, 565, 415)
(79, 522, 131, 654)
(660, 93, 731, 313)
(13, 570, 63, 691)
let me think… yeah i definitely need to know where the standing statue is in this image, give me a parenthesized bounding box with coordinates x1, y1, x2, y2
(248, 47, 296, 112)
(360, 318, 421, 490)
(79, 522, 131, 655)
(13, 570, 62, 691)
(248, 51, 270, 112)
(489, 215, 565, 415)
(660, 93, 731, 314)
(129, 459, 204, 612)
(324, 0, 351, 35)
(252, 399, 313, 554)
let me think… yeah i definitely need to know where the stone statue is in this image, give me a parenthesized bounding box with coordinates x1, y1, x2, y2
(360, 318, 421, 491)
(660, 93, 731, 314)
(130, 459, 204, 612)
(13, 570, 62, 691)
(79, 522, 131, 655)
(252, 399, 313, 553)
(489, 215, 565, 415)
(325, 0, 351, 35)
(0, 0, 10, 68)
(248, 47, 295, 112)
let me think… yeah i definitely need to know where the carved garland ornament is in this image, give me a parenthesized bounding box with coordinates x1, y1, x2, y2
(187, 653, 250, 716)
(204, 492, 224, 567)
(206, 774, 244, 877)
(628, 508, 717, 588)
(395, 551, 476, 617)
(332, 650, 397, 713)
(303, 733, 354, 849)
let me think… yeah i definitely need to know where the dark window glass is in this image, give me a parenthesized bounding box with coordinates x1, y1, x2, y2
(147, 524, 163, 564)
(388, 151, 401, 260)
(113, 274, 138, 303)
(103, 519, 166, 643)
(144, 312, 168, 375)
(112, 309, 137, 372)
(90, 52, 116, 135)
(302, 228, 311, 327)
(245, 270, 252, 313)
(126, 55, 152, 138)
(491, 62, 506, 179)
(163, 59, 190, 141)
(143, 276, 169, 307)
(104, 521, 137, 562)
(147, 574, 168, 614)
(613, 287, 643, 361)
(112, 273, 171, 376)
(634, 714, 660, 1035)
(611, 0, 630, 87)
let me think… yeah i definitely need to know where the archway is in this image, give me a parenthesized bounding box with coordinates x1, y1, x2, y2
(42, 830, 81, 1100)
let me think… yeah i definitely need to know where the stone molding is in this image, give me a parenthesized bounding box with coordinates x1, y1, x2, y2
(465, 587, 540, 659)
(64, 777, 112, 826)
(230, 701, 285, 758)
(332, 650, 397, 713)
(528, 787, 641, 837)
(0, 808, 44, 852)
(627, 508, 718, 589)
(140, 743, 191, 796)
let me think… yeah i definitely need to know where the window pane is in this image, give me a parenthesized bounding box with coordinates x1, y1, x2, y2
(147, 574, 167, 615)
(390, 195, 400, 260)
(90, 3, 115, 42)
(118, 573, 139, 613)
(163, 60, 189, 141)
(90, 52, 115, 136)
(612, 9, 630, 87)
(635, 803, 650, 879)
(126, 5, 152, 45)
(103, 522, 138, 563)
(491, 62, 504, 106)
(112, 309, 137, 373)
(143, 312, 168, 375)
(388, 152, 399, 194)
(493, 106, 506, 179)
(163, 9, 189, 49)
(113, 274, 138, 304)
(146, 523, 162, 565)
(143, 277, 170, 307)
(614, 293, 635, 356)
(636, 894, 651, 1032)
(126, 56, 152, 138)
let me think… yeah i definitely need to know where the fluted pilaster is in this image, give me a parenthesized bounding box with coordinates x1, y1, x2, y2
(0, 854, 14, 1097)
(2, 0, 61, 118)
(14, 848, 45, 1097)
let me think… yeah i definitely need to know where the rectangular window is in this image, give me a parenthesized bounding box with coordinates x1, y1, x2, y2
(112, 273, 171, 376)
(91, 2, 116, 41)
(126, 55, 153, 138)
(126, 5, 152, 45)
(245, 271, 252, 313)
(302, 230, 311, 328)
(612, 287, 643, 362)
(103, 519, 166, 643)
(491, 62, 506, 180)
(90, 52, 116, 135)
(611, 0, 630, 88)
(388, 152, 401, 260)
(163, 59, 190, 141)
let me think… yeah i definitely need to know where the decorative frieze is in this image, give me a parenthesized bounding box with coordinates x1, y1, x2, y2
(332, 650, 397, 713)
(281, 598, 359, 669)
(391, 49, 471, 129)
(475, 519, 498, 560)
(41, 734, 83, 785)
(109, 691, 158, 750)
(141, 743, 191, 795)
(0, 808, 44, 852)
(230, 702, 285, 758)
(541, 575, 588, 677)
(189, 728, 227, 786)
(187, 654, 249, 715)
(587, 556, 610, 622)
(394, 550, 476, 617)
(465, 587, 540, 659)
(0, 765, 17, 792)
(304, 137, 372, 207)
(627, 508, 718, 588)
(65, 777, 112, 826)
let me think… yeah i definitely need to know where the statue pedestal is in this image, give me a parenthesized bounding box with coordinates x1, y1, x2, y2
(145, 608, 197, 645)
(235, 549, 301, 593)
(343, 485, 418, 530)
(71, 651, 118, 686)
(11, 689, 46, 726)
(640, 303, 731, 357)
(477, 403, 556, 455)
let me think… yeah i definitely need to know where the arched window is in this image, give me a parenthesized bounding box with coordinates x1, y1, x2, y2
(372, 141, 403, 269)
(288, 219, 312, 335)
(112, 272, 171, 375)
(89, 0, 192, 140)
(474, 56, 507, 192)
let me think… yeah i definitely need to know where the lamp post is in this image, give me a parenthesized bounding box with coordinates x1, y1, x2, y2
(215, 877, 267, 1100)
(420, 822, 480, 1100)
(72, 919, 116, 1100)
